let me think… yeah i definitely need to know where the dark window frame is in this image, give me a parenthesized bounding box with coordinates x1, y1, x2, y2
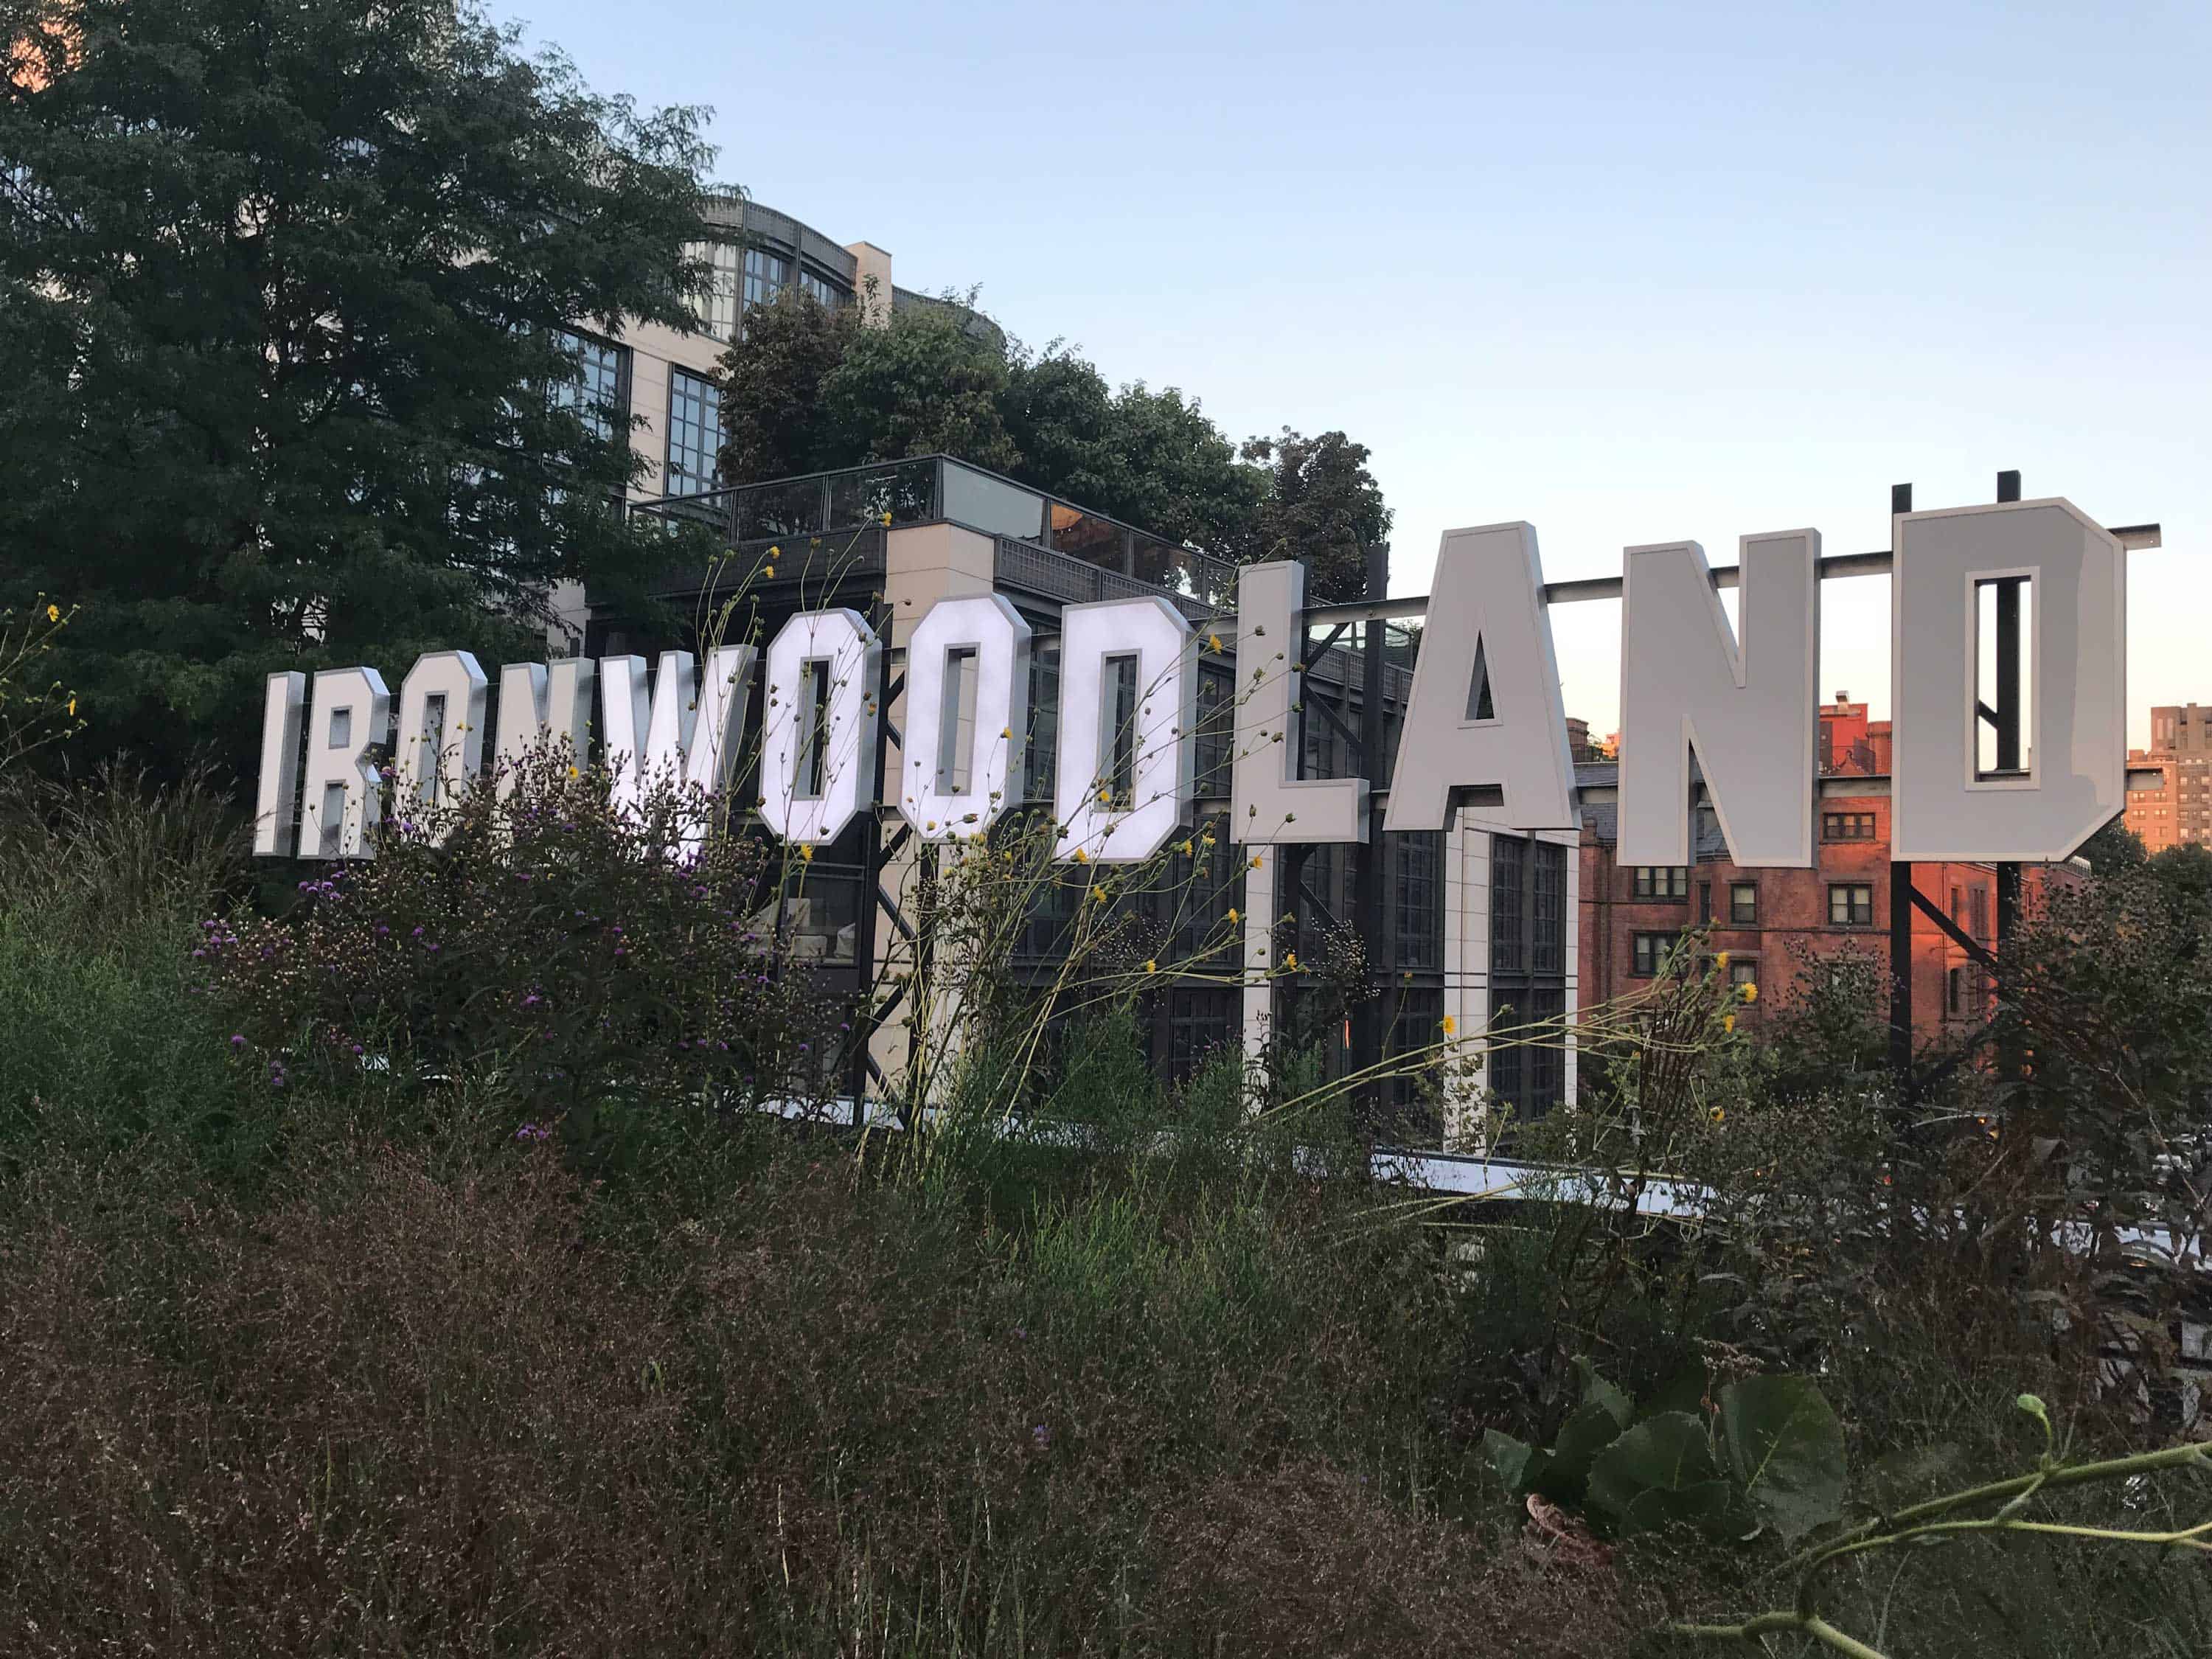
(1631, 931, 1675, 978)
(664, 366, 723, 497)
(1728, 882, 1758, 925)
(1492, 835, 1570, 1117)
(1829, 883, 1874, 927)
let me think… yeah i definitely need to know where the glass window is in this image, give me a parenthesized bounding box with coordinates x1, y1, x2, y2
(1390, 830, 1441, 973)
(1729, 882, 1757, 925)
(1491, 835, 1527, 975)
(685, 240, 742, 341)
(1193, 664, 1235, 799)
(1729, 958, 1759, 994)
(1489, 832, 1570, 1119)
(1822, 812, 1877, 841)
(1633, 866, 1688, 900)
(1632, 932, 1672, 978)
(1531, 841, 1565, 974)
(553, 330, 627, 441)
(1829, 883, 1874, 926)
(796, 268, 844, 307)
(742, 246, 788, 310)
(665, 368, 723, 496)
(1165, 986, 1236, 1082)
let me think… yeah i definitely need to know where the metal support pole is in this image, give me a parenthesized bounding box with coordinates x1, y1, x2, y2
(1888, 482, 1916, 1091)
(1994, 468, 2024, 1079)
(1350, 543, 1388, 1098)
(847, 597, 898, 1125)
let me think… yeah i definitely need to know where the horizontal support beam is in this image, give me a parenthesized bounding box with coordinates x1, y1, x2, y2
(1301, 521, 2163, 627)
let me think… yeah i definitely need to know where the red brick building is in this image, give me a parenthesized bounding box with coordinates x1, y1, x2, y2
(2124, 706, 2212, 854)
(1576, 692, 2073, 1046)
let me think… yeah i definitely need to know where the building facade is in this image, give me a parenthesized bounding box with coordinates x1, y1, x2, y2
(2126, 706, 2212, 852)
(1576, 692, 2081, 1048)
(552, 194, 979, 646)
(596, 454, 1579, 1144)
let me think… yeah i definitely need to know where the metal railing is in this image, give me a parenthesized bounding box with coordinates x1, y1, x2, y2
(627, 455, 1237, 618)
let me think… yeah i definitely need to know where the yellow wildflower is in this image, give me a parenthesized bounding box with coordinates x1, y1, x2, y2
(799, 844, 815, 863)
(567, 763, 579, 779)
(1716, 950, 1730, 970)
(1249, 855, 1263, 870)
(1227, 907, 1240, 925)
(1441, 1015, 1457, 1036)
(880, 510, 893, 526)
(1284, 950, 1298, 971)
(1181, 839, 1194, 857)
(1099, 787, 1111, 803)
(1711, 1107, 1726, 1123)
(764, 565, 776, 578)
(1740, 981, 1759, 1004)
(768, 545, 781, 557)
(46, 604, 60, 622)
(1001, 727, 1012, 739)
(1144, 959, 1158, 974)
(1073, 848, 1089, 863)
(1722, 1012, 1735, 1034)
(1206, 632, 1223, 653)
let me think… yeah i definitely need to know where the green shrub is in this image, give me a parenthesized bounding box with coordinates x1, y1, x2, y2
(195, 751, 836, 1124)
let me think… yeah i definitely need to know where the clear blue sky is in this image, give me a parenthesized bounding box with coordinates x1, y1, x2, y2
(499, 0, 2207, 746)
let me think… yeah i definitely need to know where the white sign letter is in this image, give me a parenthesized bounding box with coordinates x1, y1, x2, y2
(899, 594, 1032, 841)
(300, 667, 390, 858)
(1230, 561, 1368, 844)
(495, 658, 597, 799)
(393, 650, 489, 838)
(1384, 524, 1576, 833)
(601, 647, 757, 841)
(1892, 498, 2124, 862)
(759, 610, 880, 846)
(1054, 596, 1196, 862)
(254, 671, 305, 857)
(1618, 531, 1819, 867)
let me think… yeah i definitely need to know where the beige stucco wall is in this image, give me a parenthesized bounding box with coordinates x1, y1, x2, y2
(866, 523, 1001, 1101)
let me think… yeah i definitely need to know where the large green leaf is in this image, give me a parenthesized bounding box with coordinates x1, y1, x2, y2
(1483, 1428, 1549, 1496)
(1573, 1355, 1634, 1429)
(1535, 1399, 1632, 1503)
(1718, 1375, 1848, 1543)
(1587, 1412, 1753, 1539)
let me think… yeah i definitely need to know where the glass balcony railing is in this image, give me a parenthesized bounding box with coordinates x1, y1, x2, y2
(627, 455, 1237, 615)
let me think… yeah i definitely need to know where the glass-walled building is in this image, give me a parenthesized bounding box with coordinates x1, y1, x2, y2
(549, 194, 989, 647)
(591, 455, 1579, 1144)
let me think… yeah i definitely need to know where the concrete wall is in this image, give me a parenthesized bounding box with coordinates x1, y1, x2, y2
(865, 522, 1000, 1099)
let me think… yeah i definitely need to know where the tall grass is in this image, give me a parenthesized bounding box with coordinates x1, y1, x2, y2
(1, 778, 2207, 1656)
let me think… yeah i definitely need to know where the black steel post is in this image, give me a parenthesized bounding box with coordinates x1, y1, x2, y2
(1888, 482, 1916, 1091)
(1994, 469, 2024, 1079)
(1350, 543, 1388, 1096)
(847, 596, 899, 1125)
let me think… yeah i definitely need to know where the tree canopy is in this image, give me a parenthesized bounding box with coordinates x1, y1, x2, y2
(716, 290, 1392, 600)
(0, 0, 717, 776)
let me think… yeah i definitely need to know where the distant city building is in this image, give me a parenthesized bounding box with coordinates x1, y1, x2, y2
(1578, 692, 2081, 1046)
(2126, 749, 2182, 853)
(552, 193, 980, 647)
(2127, 705, 2212, 851)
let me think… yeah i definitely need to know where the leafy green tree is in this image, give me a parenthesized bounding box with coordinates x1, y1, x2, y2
(713, 285, 858, 484)
(0, 0, 717, 777)
(714, 302, 1388, 599)
(1234, 428, 1394, 601)
(818, 299, 1019, 474)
